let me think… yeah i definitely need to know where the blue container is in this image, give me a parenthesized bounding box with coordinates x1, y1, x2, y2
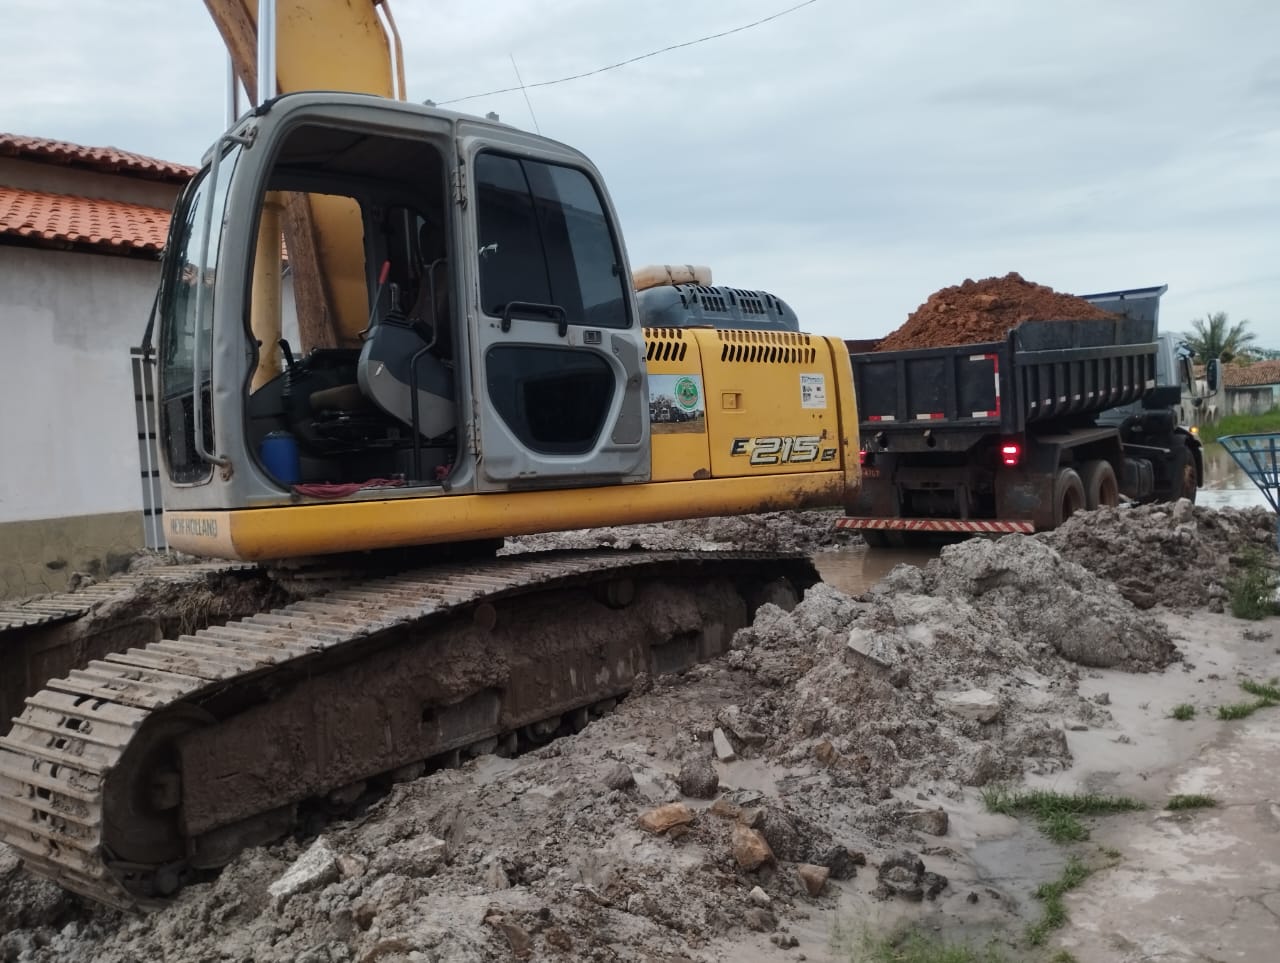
(260, 430, 302, 485)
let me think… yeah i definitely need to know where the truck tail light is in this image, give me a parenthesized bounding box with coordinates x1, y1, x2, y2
(1000, 442, 1021, 467)
(859, 450, 868, 466)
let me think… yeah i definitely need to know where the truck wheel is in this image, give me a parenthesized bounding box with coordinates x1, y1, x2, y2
(1052, 468, 1086, 528)
(860, 530, 890, 549)
(1173, 447, 1198, 503)
(1080, 460, 1119, 510)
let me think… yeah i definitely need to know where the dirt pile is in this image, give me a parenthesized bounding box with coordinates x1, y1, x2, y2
(876, 272, 1118, 352)
(0, 535, 1169, 963)
(502, 509, 855, 556)
(728, 536, 1172, 799)
(1041, 501, 1277, 611)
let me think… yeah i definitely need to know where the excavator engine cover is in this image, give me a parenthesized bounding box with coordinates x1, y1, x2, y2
(636, 283, 799, 333)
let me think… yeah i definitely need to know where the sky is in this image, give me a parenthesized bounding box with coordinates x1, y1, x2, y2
(4, 0, 1277, 345)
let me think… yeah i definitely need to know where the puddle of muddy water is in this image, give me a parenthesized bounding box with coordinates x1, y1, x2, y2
(1201, 442, 1270, 509)
(812, 546, 936, 596)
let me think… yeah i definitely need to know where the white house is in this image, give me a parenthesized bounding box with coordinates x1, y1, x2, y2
(0, 133, 193, 599)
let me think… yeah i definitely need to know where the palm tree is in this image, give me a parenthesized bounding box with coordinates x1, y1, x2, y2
(1182, 312, 1257, 363)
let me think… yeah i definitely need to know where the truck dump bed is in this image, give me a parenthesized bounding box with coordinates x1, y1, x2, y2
(852, 314, 1158, 438)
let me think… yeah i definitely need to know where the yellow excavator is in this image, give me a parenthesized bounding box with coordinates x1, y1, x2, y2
(0, 0, 859, 910)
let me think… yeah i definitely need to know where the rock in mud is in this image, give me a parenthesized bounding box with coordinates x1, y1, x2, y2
(922, 871, 949, 900)
(939, 688, 1001, 722)
(712, 727, 737, 762)
(731, 824, 775, 872)
(603, 761, 636, 790)
(485, 915, 532, 959)
(817, 846, 864, 880)
(756, 806, 830, 864)
(957, 744, 1000, 786)
(336, 853, 368, 879)
(743, 907, 778, 932)
(268, 838, 340, 910)
(905, 807, 949, 836)
(844, 626, 895, 674)
(368, 835, 447, 879)
(796, 863, 830, 896)
(717, 705, 766, 746)
(677, 756, 719, 799)
(747, 885, 772, 906)
(638, 802, 695, 835)
(710, 797, 742, 820)
(875, 851, 928, 901)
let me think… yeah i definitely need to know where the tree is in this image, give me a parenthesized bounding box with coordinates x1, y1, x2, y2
(1182, 312, 1257, 364)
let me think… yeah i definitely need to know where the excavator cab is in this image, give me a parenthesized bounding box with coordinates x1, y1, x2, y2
(156, 93, 649, 534)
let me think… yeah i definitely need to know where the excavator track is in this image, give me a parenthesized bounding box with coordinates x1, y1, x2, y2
(0, 562, 256, 634)
(0, 549, 816, 912)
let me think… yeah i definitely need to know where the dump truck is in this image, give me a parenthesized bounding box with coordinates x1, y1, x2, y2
(839, 285, 1202, 546)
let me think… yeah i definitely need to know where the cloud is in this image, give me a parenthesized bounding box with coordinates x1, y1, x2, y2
(3, 0, 1276, 343)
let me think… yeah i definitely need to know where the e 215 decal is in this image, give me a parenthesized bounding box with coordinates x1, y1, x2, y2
(730, 435, 837, 465)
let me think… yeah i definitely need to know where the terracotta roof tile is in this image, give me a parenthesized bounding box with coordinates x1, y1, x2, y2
(0, 133, 195, 183)
(0, 186, 171, 256)
(1223, 360, 1280, 388)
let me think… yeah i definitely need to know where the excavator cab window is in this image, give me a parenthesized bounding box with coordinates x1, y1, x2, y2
(239, 123, 457, 489)
(473, 152, 629, 456)
(158, 146, 241, 484)
(475, 152, 629, 329)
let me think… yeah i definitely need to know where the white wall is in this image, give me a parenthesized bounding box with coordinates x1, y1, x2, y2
(0, 247, 159, 523)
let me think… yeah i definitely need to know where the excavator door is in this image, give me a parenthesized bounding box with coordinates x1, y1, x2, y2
(458, 128, 650, 490)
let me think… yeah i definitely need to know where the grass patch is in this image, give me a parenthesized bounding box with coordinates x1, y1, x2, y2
(846, 928, 1009, 963)
(1027, 857, 1091, 946)
(1198, 411, 1280, 445)
(1217, 699, 1274, 720)
(1167, 794, 1217, 810)
(1170, 703, 1196, 721)
(1048, 953, 1080, 963)
(1099, 846, 1122, 859)
(1241, 678, 1280, 701)
(1227, 548, 1278, 620)
(982, 787, 1144, 843)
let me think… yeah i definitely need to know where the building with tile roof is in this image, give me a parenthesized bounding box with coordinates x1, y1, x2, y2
(1221, 360, 1280, 389)
(0, 133, 193, 599)
(1220, 360, 1280, 417)
(0, 133, 196, 183)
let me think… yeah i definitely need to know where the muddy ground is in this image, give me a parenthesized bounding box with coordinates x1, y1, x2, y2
(1, 504, 1277, 962)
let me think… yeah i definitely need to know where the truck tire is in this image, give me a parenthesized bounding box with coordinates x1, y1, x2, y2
(1080, 460, 1119, 511)
(860, 530, 890, 549)
(1052, 467, 1086, 528)
(1173, 447, 1198, 504)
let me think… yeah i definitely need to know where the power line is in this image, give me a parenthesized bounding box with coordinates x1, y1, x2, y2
(436, 0, 820, 106)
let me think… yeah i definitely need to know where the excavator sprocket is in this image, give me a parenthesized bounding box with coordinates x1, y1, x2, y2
(0, 549, 815, 911)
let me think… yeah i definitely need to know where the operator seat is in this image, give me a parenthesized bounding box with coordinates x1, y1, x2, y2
(355, 222, 456, 438)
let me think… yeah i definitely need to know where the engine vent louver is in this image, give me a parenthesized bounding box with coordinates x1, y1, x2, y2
(717, 329, 816, 364)
(643, 327, 688, 362)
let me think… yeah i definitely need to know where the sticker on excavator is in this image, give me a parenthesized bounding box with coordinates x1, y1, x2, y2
(648, 374, 706, 434)
(800, 372, 827, 409)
